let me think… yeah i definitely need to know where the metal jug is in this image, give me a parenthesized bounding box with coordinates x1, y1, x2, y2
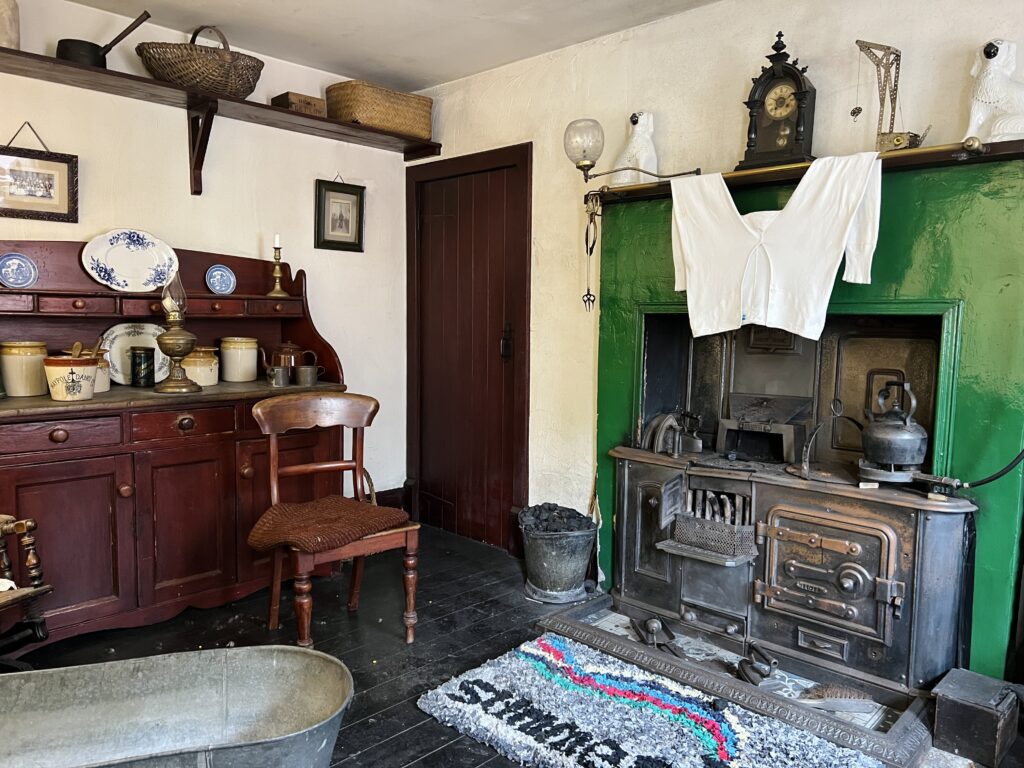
(862, 381, 929, 467)
(258, 341, 317, 371)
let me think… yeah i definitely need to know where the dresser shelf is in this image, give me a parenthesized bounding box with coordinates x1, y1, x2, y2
(0, 46, 442, 194)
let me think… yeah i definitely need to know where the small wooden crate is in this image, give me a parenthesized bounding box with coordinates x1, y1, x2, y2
(325, 80, 432, 140)
(933, 668, 1018, 767)
(270, 92, 327, 118)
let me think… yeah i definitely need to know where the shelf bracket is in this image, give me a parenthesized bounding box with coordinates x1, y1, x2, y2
(187, 98, 218, 196)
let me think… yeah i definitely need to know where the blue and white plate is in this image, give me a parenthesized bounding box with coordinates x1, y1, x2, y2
(99, 322, 171, 385)
(0, 252, 38, 289)
(205, 264, 237, 295)
(81, 229, 179, 293)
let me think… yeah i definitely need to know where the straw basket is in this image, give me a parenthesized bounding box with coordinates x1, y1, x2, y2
(136, 26, 264, 99)
(326, 81, 433, 140)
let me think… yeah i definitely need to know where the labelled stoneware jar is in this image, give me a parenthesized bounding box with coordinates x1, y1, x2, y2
(220, 337, 258, 382)
(44, 356, 97, 402)
(0, 341, 47, 396)
(182, 346, 219, 387)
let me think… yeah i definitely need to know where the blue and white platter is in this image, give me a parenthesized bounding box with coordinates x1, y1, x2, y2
(0, 252, 39, 289)
(99, 322, 171, 385)
(82, 229, 179, 293)
(205, 264, 237, 295)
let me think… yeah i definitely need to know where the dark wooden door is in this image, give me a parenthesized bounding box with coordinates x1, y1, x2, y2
(0, 456, 136, 629)
(135, 442, 235, 605)
(407, 144, 531, 552)
(235, 430, 336, 582)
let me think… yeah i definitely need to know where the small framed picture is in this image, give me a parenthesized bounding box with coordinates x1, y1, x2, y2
(0, 146, 79, 222)
(315, 179, 365, 251)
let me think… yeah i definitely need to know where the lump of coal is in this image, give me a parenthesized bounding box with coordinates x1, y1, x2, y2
(519, 502, 597, 533)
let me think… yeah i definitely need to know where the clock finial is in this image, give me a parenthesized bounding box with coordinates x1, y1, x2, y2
(773, 31, 786, 54)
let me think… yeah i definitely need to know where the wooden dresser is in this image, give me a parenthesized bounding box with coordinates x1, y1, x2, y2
(0, 241, 346, 649)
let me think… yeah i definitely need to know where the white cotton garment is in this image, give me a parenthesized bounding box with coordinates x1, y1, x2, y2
(670, 151, 881, 340)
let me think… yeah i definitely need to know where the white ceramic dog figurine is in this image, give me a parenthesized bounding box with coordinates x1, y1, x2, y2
(610, 112, 658, 187)
(964, 39, 1024, 142)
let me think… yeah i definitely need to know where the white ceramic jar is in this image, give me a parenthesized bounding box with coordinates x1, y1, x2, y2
(182, 346, 219, 387)
(44, 356, 97, 402)
(0, 341, 48, 396)
(220, 337, 258, 382)
(94, 357, 111, 393)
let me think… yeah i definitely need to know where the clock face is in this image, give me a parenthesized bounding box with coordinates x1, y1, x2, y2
(764, 82, 797, 120)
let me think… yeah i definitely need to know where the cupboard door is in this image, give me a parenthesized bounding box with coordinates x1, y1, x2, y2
(235, 430, 336, 582)
(0, 456, 136, 629)
(136, 442, 236, 605)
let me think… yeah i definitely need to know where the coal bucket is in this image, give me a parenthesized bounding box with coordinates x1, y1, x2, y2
(520, 509, 597, 603)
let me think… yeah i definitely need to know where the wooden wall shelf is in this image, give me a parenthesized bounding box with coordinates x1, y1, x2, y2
(593, 139, 1024, 205)
(0, 47, 442, 194)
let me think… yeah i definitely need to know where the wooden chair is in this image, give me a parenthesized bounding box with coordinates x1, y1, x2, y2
(0, 516, 52, 669)
(247, 392, 419, 647)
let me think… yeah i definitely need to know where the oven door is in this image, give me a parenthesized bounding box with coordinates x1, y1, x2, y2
(754, 503, 902, 645)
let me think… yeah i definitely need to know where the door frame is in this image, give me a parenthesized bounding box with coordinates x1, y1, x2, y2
(405, 143, 532, 551)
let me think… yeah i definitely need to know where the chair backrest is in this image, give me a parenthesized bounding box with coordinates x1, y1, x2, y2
(251, 392, 381, 505)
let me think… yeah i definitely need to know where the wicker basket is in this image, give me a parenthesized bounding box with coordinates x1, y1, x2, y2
(136, 26, 264, 99)
(271, 92, 327, 117)
(326, 80, 433, 140)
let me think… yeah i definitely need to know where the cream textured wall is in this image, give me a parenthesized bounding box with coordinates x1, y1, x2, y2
(0, 0, 409, 488)
(422, 0, 1024, 514)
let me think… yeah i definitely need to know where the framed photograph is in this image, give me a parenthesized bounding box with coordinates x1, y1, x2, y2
(315, 179, 364, 251)
(0, 146, 79, 222)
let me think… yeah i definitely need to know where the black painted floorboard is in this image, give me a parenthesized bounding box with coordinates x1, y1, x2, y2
(24, 525, 564, 768)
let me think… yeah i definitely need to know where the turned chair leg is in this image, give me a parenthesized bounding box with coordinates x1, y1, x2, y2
(347, 555, 365, 612)
(403, 531, 419, 644)
(268, 548, 284, 631)
(292, 553, 315, 648)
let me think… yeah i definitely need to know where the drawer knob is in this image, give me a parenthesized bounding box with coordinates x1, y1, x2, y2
(118, 484, 135, 498)
(48, 428, 70, 443)
(239, 464, 255, 480)
(72, 299, 86, 309)
(725, 623, 739, 635)
(177, 416, 196, 431)
(273, 303, 284, 312)
(150, 302, 162, 313)
(212, 302, 222, 311)
(683, 610, 697, 622)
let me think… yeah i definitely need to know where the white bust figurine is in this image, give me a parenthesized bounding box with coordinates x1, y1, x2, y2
(610, 112, 658, 187)
(964, 39, 1024, 142)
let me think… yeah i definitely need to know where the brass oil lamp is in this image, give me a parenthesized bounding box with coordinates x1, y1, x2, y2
(154, 273, 201, 393)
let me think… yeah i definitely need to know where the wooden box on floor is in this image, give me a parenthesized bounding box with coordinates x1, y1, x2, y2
(933, 668, 1018, 767)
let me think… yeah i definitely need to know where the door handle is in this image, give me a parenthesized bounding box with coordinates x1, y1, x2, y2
(499, 322, 512, 360)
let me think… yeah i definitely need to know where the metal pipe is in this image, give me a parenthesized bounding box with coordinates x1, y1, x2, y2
(584, 165, 701, 182)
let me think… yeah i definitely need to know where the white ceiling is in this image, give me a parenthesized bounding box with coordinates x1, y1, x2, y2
(70, 0, 715, 90)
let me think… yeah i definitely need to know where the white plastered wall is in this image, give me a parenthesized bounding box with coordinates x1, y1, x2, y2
(0, 0, 408, 488)
(422, 0, 1024, 513)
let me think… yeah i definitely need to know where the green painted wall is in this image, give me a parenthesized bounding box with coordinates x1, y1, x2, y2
(595, 161, 1024, 677)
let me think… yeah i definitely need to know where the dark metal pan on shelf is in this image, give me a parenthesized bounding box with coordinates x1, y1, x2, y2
(56, 10, 150, 68)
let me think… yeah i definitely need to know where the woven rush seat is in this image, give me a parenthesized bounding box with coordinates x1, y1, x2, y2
(248, 495, 409, 554)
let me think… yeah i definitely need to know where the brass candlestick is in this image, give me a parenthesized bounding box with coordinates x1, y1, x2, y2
(267, 246, 289, 297)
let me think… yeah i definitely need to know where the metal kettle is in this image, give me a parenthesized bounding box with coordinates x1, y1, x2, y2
(258, 341, 317, 370)
(862, 381, 929, 467)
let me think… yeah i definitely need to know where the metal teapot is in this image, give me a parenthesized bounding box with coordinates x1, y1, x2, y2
(258, 341, 317, 371)
(862, 381, 929, 467)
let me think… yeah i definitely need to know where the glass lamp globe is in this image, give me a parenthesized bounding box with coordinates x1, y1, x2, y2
(563, 119, 604, 176)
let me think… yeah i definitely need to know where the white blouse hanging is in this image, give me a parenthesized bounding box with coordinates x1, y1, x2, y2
(670, 152, 881, 340)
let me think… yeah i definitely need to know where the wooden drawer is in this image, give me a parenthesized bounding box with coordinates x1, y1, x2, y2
(189, 298, 246, 317)
(121, 298, 163, 317)
(38, 296, 117, 314)
(247, 298, 303, 316)
(0, 416, 122, 455)
(0, 293, 33, 312)
(131, 406, 236, 442)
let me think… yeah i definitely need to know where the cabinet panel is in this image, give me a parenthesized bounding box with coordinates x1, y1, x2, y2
(136, 442, 235, 605)
(0, 456, 136, 629)
(235, 430, 336, 582)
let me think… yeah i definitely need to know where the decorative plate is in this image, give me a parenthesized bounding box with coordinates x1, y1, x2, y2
(205, 264, 237, 295)
(82, 229, 179, 293)
(0, 252, 39, 289)
(100, 322, 171, 385)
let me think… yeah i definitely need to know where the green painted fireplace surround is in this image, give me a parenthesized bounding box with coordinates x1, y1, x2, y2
(595, 159, 1024, 677)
